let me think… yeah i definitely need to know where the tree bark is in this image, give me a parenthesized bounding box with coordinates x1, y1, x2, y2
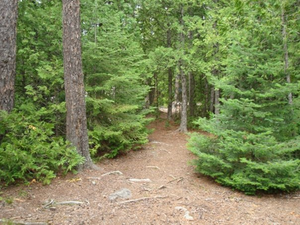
(0, 0, 18, 112)
(62, 0, 93, 170)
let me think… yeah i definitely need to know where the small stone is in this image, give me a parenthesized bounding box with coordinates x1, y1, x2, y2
(109, 188, 132, 201)
(184, 211, 194, 221)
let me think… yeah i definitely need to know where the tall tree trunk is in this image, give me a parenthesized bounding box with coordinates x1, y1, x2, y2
(154, 73, 159, 116)
(188, 30, 195, 117)
(189, 71, 195, 117)
(178, 5, 187, 132)
(167, 27, 173, 120)
(167, 67, 173, 120)
(203, 78, 209, 117)
(62, 0, 94, 170)
(210, 86, 214, 113)
(281, 5, 292, 105)
(0, 0, 18, 112)
(174, 74, 181, 103)
(179, 61, 188, 132)
(174, 73, 181, 118)
(214, 89, 220, 115)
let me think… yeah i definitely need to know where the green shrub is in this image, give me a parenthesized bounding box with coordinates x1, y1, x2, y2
(188, 118, 300, 195)
(0, 110, 84, 186)
(87, 100, 153, 159)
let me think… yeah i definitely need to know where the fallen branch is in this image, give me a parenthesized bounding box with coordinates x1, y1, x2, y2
(129, 178, 152, 183)
(117, 196, 168, 205)
(43, 199, 84, 208)
(0, 219, 47, 225)
(87, 177, 102, 180)
(56, 201, 84, 205)
(87, 171, 123, 181)
(101, 170, 123, 177)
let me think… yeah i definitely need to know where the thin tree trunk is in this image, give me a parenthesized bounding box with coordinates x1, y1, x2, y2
(214, 89, 220, 115)
(174, 73, 181, 118)
(154, 73, 159, 116)
(179, 62, 188, 132)
(203, 78, 209, 117)
(210, 86, 214, 113)
(281, 5, 292, 105)
(167, 68, 173, 120)
(189, 71, 195, 117)
(167, 27, 173, 120)
(0, 0, 18, 112)
(178, 5, 187, 132)
(188, 31, 195, 117)
(62, 0, 94, 170)
(174, 74, 180, 103)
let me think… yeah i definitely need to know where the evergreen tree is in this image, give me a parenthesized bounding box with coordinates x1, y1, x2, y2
(189, 0, 300, 194)
(81, 0, 152, 158)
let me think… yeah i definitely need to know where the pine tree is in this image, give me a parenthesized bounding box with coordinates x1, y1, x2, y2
(189, 0, 300, 194)
(81, 0, 151, 158)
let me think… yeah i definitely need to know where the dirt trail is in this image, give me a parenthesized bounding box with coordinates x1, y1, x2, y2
(1, 116, 300, 225)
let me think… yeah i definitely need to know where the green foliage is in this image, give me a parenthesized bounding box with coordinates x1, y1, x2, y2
(0, 0, 83, 186)
(81, 0, 152, 158)
(189, 119, 300, 195)
(16, 0, 66, 136)
(0, 110, 84, 186)
(188, 0, 300, 194)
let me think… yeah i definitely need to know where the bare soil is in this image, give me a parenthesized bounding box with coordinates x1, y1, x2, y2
(1, 115, 300, 225)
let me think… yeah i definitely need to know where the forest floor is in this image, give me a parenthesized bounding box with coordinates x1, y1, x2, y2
(1, 113, 300, 225)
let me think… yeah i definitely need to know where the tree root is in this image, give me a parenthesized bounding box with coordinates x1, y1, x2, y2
(117, 196, 168, 205)
(43, 199, 85, 208)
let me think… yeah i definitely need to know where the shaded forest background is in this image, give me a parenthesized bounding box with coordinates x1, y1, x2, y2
(0, 0, 300, 195)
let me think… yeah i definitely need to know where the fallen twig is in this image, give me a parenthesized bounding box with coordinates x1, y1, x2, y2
(0, 219, 47, 225)
(101, 170, 123, 177)
(56, 201, 84, 205)
(66, 178, 82, 183)
(157, 185, 167, 190)
(87, 177, 102, 180)
(87, 171, 123, 181)
(129, 178, 152, 183)
(43, 200, 84, 208)
(167, 177, 184, 184)
(146, 166, 161, 170)
(117, 196, 168, 205)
